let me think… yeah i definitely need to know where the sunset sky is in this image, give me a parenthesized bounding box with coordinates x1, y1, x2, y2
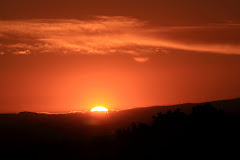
(0, 0, 240, 113)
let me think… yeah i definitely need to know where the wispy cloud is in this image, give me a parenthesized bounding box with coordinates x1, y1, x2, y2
(0, 16, 240, 58)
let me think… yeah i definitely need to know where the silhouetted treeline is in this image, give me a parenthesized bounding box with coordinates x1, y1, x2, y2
(0, 103, 240, 159)
(115, 103, 240, 152)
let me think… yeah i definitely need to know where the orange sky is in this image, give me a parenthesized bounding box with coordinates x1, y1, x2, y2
(0, 0, 240, 113)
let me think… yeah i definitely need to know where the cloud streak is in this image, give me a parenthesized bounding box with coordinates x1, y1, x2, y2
(0, 16, 240, 57)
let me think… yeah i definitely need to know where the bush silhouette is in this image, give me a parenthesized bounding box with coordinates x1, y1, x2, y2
(115, 103, 240, 156)
(1, 103, 240, 159)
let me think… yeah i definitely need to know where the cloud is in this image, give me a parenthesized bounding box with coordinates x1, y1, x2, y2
(14, 50, 31, 55)
(0, 16, 240, 57)
(133, 57, 149, 63)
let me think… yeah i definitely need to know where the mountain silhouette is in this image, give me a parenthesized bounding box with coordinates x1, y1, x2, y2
(0, 97, 240, 159)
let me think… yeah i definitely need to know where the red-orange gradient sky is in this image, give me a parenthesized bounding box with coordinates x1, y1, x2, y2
(0, 0, 240, 113)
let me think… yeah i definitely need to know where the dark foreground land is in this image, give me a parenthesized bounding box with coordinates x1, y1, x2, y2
(1, 98, 240, 159)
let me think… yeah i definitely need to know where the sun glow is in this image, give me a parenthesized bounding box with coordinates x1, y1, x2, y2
(91, 106, 108, 112)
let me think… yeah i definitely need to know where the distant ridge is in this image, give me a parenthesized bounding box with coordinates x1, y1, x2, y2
(119, 97, 240, 114)
(210, 97, 240, 114)
(8, 97, 240, 118)
(0, 97, 240, 139)
(110, 97, 240, 125)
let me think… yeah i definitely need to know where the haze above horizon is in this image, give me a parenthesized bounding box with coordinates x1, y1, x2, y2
(0, 0, 240, 113)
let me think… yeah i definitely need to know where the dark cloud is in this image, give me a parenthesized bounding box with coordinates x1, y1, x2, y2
(0, 0, 240, 26)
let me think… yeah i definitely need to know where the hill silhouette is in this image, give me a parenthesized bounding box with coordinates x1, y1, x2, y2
(0, 98, 240, 159)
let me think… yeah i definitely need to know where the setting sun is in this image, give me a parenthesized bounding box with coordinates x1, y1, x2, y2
(0, 0, 239, 159)
(91, 106, 108, 112)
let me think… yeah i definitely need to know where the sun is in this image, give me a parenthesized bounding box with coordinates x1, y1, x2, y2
(91, 106, 108, 112)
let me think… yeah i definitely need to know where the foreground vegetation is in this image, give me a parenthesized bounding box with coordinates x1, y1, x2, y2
(1, 103, 240, 159)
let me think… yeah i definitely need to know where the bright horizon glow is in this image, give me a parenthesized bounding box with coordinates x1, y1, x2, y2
(91, 106, 109, 112)
(0, 1, 240, 113)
